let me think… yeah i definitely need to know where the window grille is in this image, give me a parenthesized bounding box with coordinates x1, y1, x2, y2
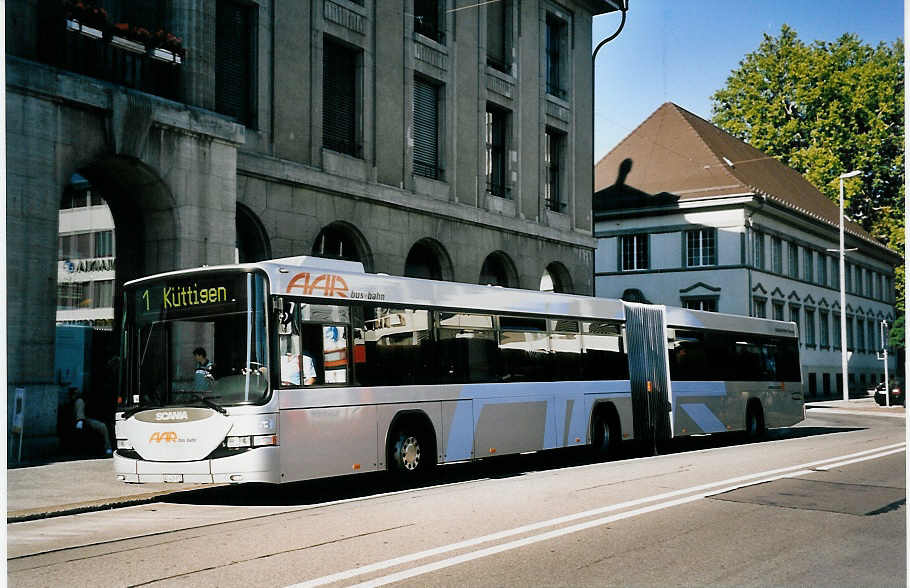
(687, 229, 717, 267)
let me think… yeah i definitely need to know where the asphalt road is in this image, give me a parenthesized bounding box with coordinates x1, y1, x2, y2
(8, 408, 906, 587)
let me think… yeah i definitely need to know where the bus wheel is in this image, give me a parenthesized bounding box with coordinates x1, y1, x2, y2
(389, 425, 434, 478)
(591, 410, 619, 459)
(745, 401, 765, 439)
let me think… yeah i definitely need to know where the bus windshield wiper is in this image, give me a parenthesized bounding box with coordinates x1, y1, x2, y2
(183, 392, 228, 415)
(122, 402, 162, 420)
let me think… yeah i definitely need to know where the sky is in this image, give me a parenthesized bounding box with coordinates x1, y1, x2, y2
(591, 0, 905, 163)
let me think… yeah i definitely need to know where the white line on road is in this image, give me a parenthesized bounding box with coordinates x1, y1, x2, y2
(346, 469, 822, 588)
(289, 442, 905, 588)
(813, 447, 907, 471)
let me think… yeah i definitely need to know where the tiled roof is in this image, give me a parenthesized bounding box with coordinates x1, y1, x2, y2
(594, 102, 894, 256)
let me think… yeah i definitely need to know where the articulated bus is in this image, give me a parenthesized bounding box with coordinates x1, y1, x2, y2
(114, 256, 804, 484)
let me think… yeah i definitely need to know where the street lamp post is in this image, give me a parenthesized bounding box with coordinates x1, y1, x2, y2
(838, 170, 861, 401)
(880, 319, 890, 407)
(591, 2, 628, 295)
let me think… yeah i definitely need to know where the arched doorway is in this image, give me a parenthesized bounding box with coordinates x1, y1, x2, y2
(479, 251, 519, 287)
(540, 262, 573, 293)
(53, 158, 179, 448)
(54, 173, 122, 442)
(312, 221, 374, 271)
(236, 203, 271, 262)
(404, 238, 453, 280)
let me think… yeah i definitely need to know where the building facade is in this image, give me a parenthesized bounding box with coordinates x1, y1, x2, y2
(7, 0, 617, 457)
(593, 103, 902, 399)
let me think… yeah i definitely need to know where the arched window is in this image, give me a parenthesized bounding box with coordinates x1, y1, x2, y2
(479, 251, 518, 288)
(540, 262, 573, 293)
(236, 204, 271, 263)
(311, 222, 373, 271)
(405, 238, 453, 280)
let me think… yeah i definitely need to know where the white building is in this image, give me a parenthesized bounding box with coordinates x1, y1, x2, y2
(593, 103, 901, 398)
(57, 174, 116, 330)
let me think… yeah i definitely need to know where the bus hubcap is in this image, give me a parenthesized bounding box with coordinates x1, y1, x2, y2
(402, 436, 420, 470)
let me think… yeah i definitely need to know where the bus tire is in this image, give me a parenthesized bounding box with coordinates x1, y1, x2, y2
(388, 422, 435, 479)
(591, 406, 620, 459)
(745, 400, 765, 439)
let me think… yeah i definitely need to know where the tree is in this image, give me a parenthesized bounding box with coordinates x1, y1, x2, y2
(711, 26, 904, 309)
(888, 315, 905, 386)
(888, 315, 904, 351)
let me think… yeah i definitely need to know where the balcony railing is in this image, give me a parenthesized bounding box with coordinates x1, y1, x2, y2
(39, 19, 182, 102)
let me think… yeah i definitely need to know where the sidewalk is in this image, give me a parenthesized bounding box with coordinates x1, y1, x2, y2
(7, 398, 904, 523)
(804, 395, 906, 415)
(6, 459, 210, 522)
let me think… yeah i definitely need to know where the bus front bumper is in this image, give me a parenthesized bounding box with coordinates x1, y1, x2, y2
(113, 446, 281, 484)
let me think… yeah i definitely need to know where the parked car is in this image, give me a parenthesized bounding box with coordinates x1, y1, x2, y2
(871, 381, 904, 406)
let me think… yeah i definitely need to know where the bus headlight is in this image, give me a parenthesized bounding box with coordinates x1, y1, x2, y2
(252, 434, 278, 447)
(116, 439, 133, 450)
(225, 436, 251, 449)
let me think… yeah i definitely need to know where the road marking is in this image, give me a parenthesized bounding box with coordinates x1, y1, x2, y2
(813, 447, 907, 471)
(807, 407, 906, 419)
(290, 442, 905, 588)
(345, 470, 825, 588)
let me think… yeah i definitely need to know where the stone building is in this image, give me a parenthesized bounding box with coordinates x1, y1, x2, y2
(593, 103, 902, 398)
(6, 0, 618, 457)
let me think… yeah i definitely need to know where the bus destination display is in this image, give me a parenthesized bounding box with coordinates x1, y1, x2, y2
(134, 273, 247, 320)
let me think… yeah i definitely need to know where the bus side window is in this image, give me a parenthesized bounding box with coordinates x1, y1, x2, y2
(299, 303, 351, 386)
(321, 325, 348, 384)
(436, 312, 498, 383)
(277, 302, 304, 387)
(358, 306, 432, 386)
(499, 316, 548, 382)
(549, 319, 580, 382)
(668, 330, 706, 381)
(351, 306, 368, 385)
(581, 321, 628, 380)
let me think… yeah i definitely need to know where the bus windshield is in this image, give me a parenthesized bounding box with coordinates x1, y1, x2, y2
(120, 271, 270, 410)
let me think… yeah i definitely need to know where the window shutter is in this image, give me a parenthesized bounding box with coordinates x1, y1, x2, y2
(323, 40, 358, 156)
(487, 1, 506, 68)
(413, 79, 439, 179)
(216, 1, 252, 123)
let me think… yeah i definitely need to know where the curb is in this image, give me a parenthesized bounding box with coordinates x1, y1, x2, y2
(807, 406, 907, 420)
(805, 403, 904, 411)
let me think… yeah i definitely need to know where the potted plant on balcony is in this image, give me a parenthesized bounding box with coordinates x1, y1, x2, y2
(148, 29, 186, 64)
(110, 23, 151, 54)
(64, 0, 108, 40)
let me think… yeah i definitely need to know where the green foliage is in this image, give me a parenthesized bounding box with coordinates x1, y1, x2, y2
(711, 25, 904, 309)
(888, 315, 904, 350)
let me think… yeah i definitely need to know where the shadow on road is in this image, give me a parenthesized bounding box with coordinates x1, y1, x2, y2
(161, 424, 862, 509)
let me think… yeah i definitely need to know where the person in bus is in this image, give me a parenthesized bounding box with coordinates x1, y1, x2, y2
(193, 347, 214, 390)
(280, 351, 317, 386)
(279, 336, 317, 386)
